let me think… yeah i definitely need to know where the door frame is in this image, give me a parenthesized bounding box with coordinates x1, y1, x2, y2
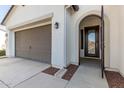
(84, 25, 99, 57)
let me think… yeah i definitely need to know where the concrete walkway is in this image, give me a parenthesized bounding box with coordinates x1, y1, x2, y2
(66, 62, 108, 88)
(0, 58, 108, 88)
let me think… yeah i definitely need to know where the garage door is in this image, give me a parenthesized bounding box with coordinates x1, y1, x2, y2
(15, 24, 51, 64)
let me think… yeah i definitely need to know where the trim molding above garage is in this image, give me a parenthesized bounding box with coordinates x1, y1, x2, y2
(12, 18, 52, 32)
(9, 13, 53, 31)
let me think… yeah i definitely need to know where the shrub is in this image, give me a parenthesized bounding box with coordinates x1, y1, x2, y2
(0, 50, 6, 56)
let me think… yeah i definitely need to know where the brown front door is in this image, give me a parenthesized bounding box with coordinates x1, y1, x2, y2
(85, 25, 99, 57)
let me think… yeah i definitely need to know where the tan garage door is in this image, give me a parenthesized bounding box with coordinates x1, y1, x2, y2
(15, 24, 51, 64)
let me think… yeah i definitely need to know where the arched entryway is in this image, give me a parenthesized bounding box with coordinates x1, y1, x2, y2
(79, 15, 101, 64)
(74, 10, 110, 69)
(75, 10, 110, 78)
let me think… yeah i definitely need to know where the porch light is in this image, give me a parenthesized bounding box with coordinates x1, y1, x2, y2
(54, 22, 59, 29)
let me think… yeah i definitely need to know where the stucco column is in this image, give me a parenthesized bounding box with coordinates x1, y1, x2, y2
(6, 29, 15, 57)
(51, 6, 66, 69)
(119, 6, 124, 76)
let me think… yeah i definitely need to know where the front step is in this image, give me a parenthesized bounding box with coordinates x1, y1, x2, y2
(55, 68, 67, 78)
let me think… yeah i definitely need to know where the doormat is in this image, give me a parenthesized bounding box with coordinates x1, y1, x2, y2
(105, 71, 124, 88)
(42, 67, 60, 76)
(62, 64, 78, 81)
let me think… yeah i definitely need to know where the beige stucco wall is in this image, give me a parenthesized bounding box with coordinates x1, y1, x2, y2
(5, 5, 66, 68)
(66, 8, 72, 66)
(104, 6, 120, 70)
(119, 6, 124, 76)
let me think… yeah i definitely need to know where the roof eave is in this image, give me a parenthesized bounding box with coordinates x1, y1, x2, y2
(1, 5, 14, 25)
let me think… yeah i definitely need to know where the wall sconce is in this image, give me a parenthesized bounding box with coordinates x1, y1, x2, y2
(54, 22, 59, 29)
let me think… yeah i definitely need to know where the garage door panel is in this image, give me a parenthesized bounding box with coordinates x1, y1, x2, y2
(15, 24, 51, 63)
(30, 51, 51, 62)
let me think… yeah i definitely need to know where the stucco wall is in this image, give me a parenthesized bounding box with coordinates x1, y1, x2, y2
(5, 5, 66, 68)
(104, 6, 120, 69)
(66, 8, 72, 66)
(119, 6, 124, 76)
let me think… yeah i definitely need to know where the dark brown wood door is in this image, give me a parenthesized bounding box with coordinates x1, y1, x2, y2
(85, 26, 99, 57)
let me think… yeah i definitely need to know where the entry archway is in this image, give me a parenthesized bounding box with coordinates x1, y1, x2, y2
(79, 15, 101, 63)
(75, 10, 110, 68)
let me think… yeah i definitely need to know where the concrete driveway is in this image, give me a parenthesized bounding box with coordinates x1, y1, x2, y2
(0, 58, 108, 88)
(0, 58, 51, 87)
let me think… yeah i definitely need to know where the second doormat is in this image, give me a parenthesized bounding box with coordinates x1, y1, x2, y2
(42, 67, 60, 76)
(62, 64, 78, 81)
(105, 70, 124, 88)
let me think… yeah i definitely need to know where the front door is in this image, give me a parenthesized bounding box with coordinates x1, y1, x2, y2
(85, 25, 99, 57)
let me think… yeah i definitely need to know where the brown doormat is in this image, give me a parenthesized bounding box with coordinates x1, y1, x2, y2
(62, 64, 78, 81)
(105, 71, 124, 88)
(42, 67, 60, 76)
